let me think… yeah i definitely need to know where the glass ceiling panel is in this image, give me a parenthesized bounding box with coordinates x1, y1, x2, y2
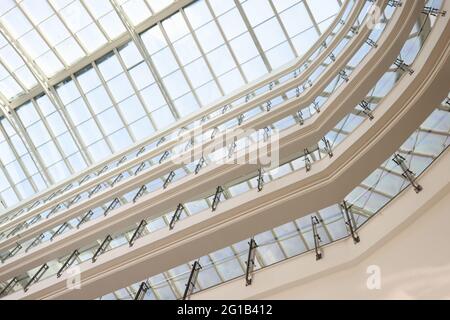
(0, 32, 37, 100)
(0, 0, 177, 101)
(0, 0, 342, 209)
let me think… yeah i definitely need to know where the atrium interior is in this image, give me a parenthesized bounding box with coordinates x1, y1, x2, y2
(0, 0, 449, 300)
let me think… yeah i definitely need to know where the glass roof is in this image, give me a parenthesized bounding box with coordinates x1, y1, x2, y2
(0, 0, 176, 84)
(0, 0, 342, 209)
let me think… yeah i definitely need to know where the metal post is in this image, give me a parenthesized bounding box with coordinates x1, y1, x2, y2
(257, 169, 264, 192)
(312, 100, 320, 113)
(311, 216, 323, 260)
(46, 203, 62, 219)
(359, 100, 374, 120)
(157, 137, 166, 147)
(117, 156, 127, 166)
(57, 250, 80, 278)
(366, 37, 378, 48)
(266, 100, 272, 112)
(134, 282, 150, 300)
(304, 149, 312, 172)
(245, 238, 258, 286)
(77, 210, 94, 229)
(136, 147, 146, 157)
(296, 110, 304, 125)
(212, 186, 224, 212)
(50, 222, 69, 241)
(88, 184, 103, 198)
(112, 173, 124, 187)
(238, 114, 245, 126)
(92, 235, 113, 263)
(422, 6, 446, 16)
(25, 233, 45, 253)
(394, 58, 414, 75)
(133, 185, 147, 203)
(97, 165, 109, 176)
(80, 175, 91, 185)
(68, 194, 81, 208)
(393, 154, 423, 193)
(329, 53, 336, 62)
(169, 204, 185, 230)
(104, 198, 120, 216)
(134, 162, 146, 176)
(341, 201, 360, 244)
(195, 156, 205, 175)
(339, 69, 349, 82)
(0, 277, 18, 297)
(24, 263, 49, 292)
(388, 0, 402, 7)
(62, 183, 74, 193)
(5, 243, 22, 261)
(129, 220, 147, 247)
(183, 261, 202, 300)
(163, 171, 176, 189)
(159, 150, 170, 164)
(322, 137, 333, 158)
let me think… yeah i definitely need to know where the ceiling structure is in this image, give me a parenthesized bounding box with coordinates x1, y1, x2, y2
(0, 0, 342, 210)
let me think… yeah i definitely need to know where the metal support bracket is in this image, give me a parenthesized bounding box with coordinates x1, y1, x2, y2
(104, 198, 120, 216)
(163, 171, 176, 189)
(50, 222, 69, 241)
(195, 156, 206, 175)
(257, 168, 264, 192)
(25, 233, 45, 253)
(133, 185, 147, 203)
(311, 216, 323, 260)
(359, 100, 374, 120)
(129, 220, 148, 247)
(134, 282, 150, 300)
(169, 204, 185, 230)
(77, 210, 94, 229)
(57, 250, 80, 278)
(92, 235, 113, 263)
(394, 58, 414, 75)
(304, 148, 312, 172)
(212, 186, 224, 212)
(341, 201, 360, 244)
(322, 137, 333, 158)
(24, 263, 49, 292)
(0, 277, 18, 297)
(183, 261, 202, 300)
(393, 154, 423, 193)
(245, 238, 258, 286)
